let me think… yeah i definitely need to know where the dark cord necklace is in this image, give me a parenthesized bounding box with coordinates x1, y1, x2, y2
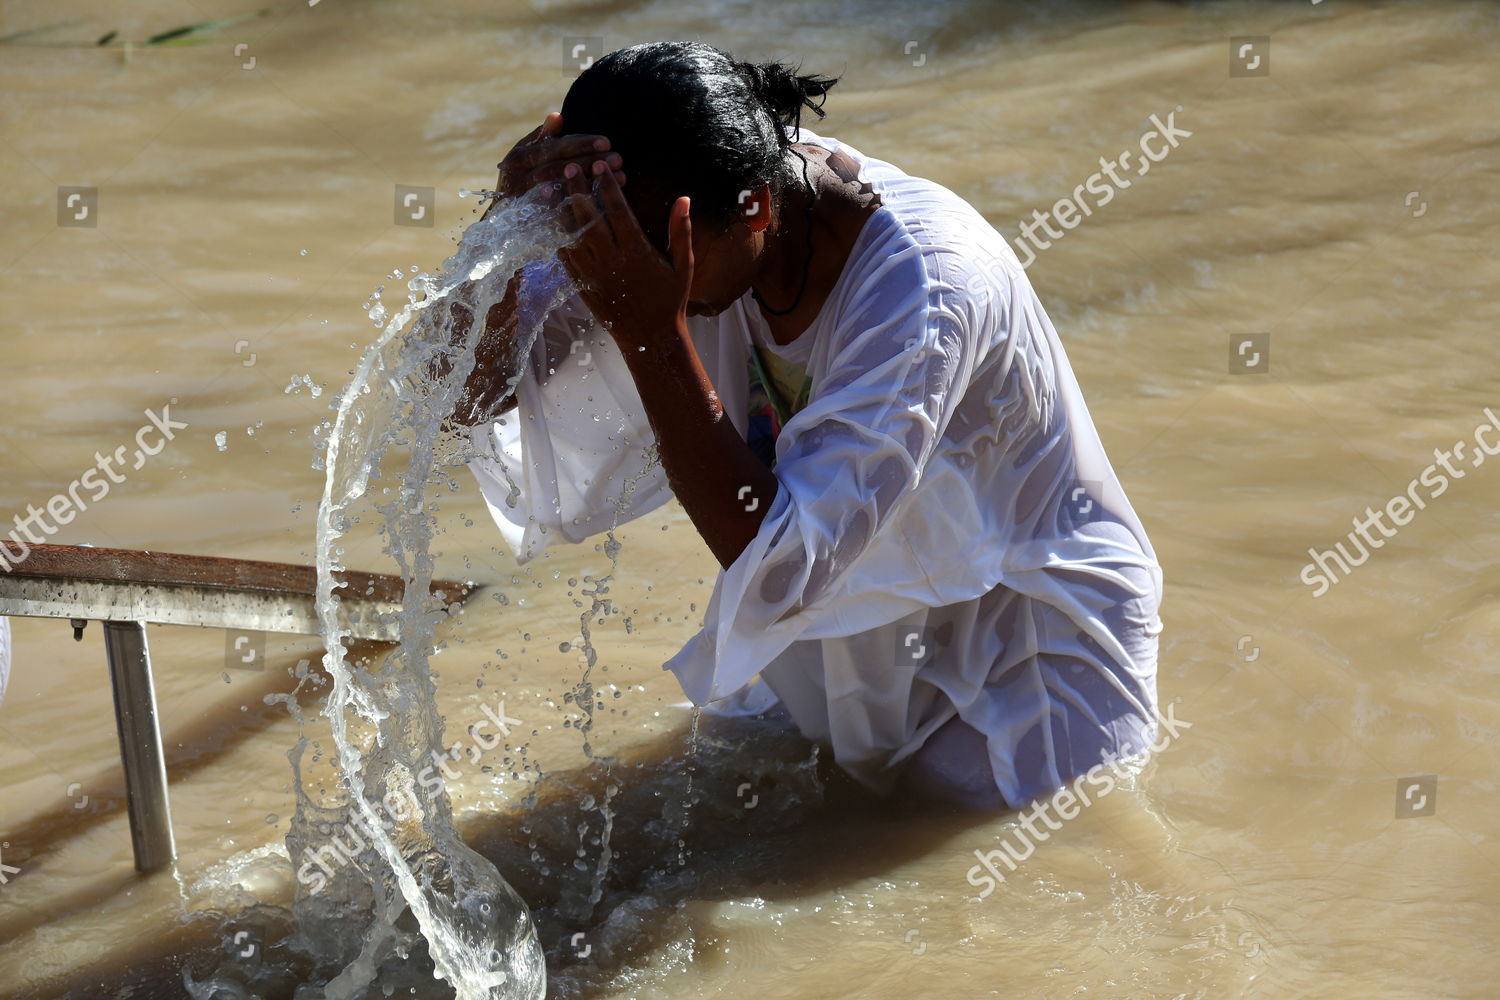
(751, 151, 817, 318)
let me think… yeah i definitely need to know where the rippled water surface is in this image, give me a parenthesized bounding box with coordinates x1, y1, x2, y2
(1, 1, 1497, 997)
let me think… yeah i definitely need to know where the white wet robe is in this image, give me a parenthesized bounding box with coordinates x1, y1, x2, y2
(0, 617, 9, 706)
(467, 128, 1164, 807)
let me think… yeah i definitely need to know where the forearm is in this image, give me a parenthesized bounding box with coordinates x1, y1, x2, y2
(618, 322, 778, 569)
(442, 273, 524, 426)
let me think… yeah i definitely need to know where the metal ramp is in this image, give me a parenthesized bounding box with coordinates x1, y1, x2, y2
(0, 542, 475, 874)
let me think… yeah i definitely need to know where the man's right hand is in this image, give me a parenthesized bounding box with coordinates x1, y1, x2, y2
(484, 112, 624, 219)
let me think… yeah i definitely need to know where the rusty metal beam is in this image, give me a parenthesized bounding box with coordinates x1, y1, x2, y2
(0, 543, 474, 641)
(0, 543, 479, 875)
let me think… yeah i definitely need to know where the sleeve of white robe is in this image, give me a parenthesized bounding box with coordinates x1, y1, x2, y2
(465, 259, 679, 562)
(0, 617, 10, 706)
(666, 234, 985, 704)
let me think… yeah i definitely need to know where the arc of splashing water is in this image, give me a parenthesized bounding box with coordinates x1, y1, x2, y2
(314, 302, 495, 994)
(312, 194, 566, 998)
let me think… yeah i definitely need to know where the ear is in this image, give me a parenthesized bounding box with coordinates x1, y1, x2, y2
(735, 183, 774, 233)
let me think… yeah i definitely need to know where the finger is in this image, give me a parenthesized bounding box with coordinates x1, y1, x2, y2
(509, 133, 612, 173)
(516, 113, 553, 147)
(668, 196, 694, 276)
(513, 113, 564, 159)
(562, 162, 605, 240)
(557, 187, 604, 295)
(511, 156, 622, 208)
(593, 161, 644, 251)
(527, 152, 622, 186)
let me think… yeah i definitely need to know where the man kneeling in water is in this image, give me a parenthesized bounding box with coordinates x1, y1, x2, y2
(451, 42, 1163, 811)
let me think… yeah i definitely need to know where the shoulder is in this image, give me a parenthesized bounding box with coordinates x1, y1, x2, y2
(800, 129, 1023, 313)
(833, 196, 1019, 359)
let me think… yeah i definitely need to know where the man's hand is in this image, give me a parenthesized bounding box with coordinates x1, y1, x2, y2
(484, 112, 625, 220)
(556, 160, 694, 347)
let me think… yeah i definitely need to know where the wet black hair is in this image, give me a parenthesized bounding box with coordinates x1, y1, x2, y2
(559, 41, 840, 253)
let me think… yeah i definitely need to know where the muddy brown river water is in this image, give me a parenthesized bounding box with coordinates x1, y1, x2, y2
(1, 0, 1497, 997)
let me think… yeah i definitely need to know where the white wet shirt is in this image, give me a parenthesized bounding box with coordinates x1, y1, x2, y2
(0, 617, 9, 706)
(468, 129, 1163, 806)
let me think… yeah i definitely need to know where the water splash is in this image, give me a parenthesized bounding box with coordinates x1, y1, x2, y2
(304, 187, 574, 999)
(567, 453, 658, 761)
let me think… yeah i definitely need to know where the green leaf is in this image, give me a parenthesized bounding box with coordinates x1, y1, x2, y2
(144, 9, 269, 46)
(0, 19, 84, 44)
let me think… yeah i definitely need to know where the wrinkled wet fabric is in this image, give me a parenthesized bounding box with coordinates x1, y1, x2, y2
(468, 129, 1163, 807)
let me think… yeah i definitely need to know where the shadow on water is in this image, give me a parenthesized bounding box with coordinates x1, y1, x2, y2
(0, 643, 374, 949)
(26, 712, 1000, 1000)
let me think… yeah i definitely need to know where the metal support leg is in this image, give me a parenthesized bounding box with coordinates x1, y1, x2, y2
(103, 620, 176, 873)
